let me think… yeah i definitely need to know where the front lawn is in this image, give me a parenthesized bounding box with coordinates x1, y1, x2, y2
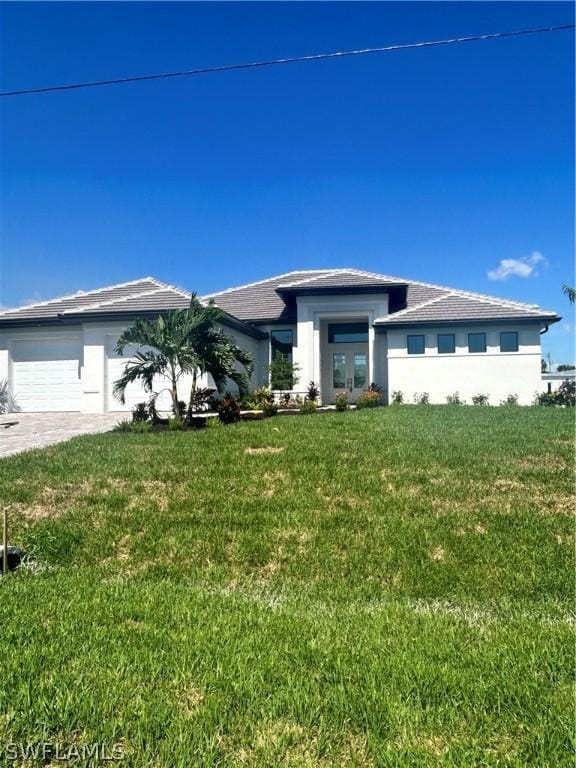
(0, 407, 573, 766)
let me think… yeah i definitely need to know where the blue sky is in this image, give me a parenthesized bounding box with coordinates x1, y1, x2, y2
(1, 2, 574, 363)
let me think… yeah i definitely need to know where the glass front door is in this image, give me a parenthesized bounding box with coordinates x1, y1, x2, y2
(331, 349, 368, 402)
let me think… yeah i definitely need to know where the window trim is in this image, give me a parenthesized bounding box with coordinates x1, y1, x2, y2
(500, 331, 519, 353)
(407, 334, 425, 355)
(468, 332, 487, 354)
(437, 333, 456, 354)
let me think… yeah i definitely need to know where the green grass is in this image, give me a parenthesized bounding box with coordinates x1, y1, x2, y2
(0, 406, 573, 767)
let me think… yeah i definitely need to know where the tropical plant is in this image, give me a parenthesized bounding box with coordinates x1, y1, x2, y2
(217, 394, 241, 424)
(306, 381, 320, 403)
(0, 379, 18, 414)
(562, 285, 576, 303)
(268, 356, 300, 391)
(391, 390, 404, 405)
(500, 394, 519, 406)
(541, 358, 548, 373)
(262, 401, 279, 418)
(413, 392, 430, 405)
(132, 402, 149, 422)
(113, 295, 253, 416)
(472, 394, 490, 406)
(557, 364, 575, 372)
(446, 392, 464, 405)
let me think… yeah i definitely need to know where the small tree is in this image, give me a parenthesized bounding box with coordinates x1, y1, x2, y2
(113, 295, 253, 416)
(541, 358, 548, 373)
(268, 356, 300, 391)
(557, 364, 575, 372)
(562, 285, 576, 303)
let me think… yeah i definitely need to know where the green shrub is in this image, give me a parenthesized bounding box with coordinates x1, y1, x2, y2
(413, 392, 430, 405)
(168, 416, 185, 431)
(334, 392, 349, 412)
(446, 392, 464, 406)
(534, 380, 575, 407)
(357, 390, 383, 409)
(500, 394, 519, 406)
(262, 401, 279, 417)
(217, 394, 241, 424)
(472, 394, 490, 406)
(391, 390, 404, 405)
(299, 399, 318, 415)
(131, 420, 152, 433)
(113, 419, 134, 432)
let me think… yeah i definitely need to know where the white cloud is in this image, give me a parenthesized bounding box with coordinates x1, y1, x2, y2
(487, 251, 547, 281)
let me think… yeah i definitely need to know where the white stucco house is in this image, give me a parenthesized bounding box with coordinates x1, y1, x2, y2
(0, 268, 560, 411)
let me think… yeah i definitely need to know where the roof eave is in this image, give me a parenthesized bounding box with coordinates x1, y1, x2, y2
(276, 283, 407, 297)
(374, 314, 561, 331)
(0, 309, 268, 339)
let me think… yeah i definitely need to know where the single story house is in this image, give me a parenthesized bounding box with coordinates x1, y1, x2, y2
(542, 370, 576, 393)
(0, 268, 559, 411)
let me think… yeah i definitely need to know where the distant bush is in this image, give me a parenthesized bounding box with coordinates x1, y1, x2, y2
(357, 390, 384, 409)
(472, 394, 490, 406)
(262, 401, 279, 418)
(500, 394, 519, 406)
(391, 390, 404, 405)
(534, 380, 575, 407)
(334, 392, 349, 412)
(217, 394, 241, 424)
(299, 399, 318, 415)
(413, 392, 430, 405)
(446, 392, 464, 405)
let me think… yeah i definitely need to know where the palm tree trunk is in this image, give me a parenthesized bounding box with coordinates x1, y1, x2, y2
(169, 364, 179, 415)
(188, 368, 198, 415)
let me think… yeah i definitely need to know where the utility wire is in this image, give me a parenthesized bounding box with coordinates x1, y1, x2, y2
(1, 24, 574, 97)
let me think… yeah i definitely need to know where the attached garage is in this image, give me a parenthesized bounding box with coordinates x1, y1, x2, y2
(0, 277, 266, 414)
(11, 337, 82, 412)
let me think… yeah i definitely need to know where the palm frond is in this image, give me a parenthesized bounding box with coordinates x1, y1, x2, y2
(562, 285, 576, 304)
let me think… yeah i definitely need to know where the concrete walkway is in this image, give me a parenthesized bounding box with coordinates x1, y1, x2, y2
(0, 413, 120, 458)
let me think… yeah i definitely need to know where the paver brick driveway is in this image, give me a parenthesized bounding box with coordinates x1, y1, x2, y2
(0, 413, 120, 458)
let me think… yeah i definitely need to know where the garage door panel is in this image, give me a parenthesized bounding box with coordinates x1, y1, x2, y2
(12, 338, 82, 412)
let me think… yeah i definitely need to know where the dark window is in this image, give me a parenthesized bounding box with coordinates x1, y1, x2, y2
(500, 331, 518, 353)
(328, 322, 369, 343)
(270, 329, 293, 363)
(468, 332, 486, 353)
(407, 335, 425, 355)
(437, 334, 456, 354)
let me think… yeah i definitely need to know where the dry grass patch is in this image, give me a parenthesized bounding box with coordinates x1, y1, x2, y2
(245, 446, 285, 455)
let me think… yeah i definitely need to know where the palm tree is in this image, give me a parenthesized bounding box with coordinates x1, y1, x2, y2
(562, 285, 576, 303)
(113, 295, 253, 415)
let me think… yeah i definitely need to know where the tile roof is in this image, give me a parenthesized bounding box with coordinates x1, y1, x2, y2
(203, 268, 557, 325)
(375, 291, 557, 325)
(0, 269, 558, 330)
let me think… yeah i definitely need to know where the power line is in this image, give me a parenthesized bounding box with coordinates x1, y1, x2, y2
(1, 24, 573, 98)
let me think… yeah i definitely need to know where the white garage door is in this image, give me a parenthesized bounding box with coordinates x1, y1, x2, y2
(12, 337, 82, 412)
(106, 337, 175, 412)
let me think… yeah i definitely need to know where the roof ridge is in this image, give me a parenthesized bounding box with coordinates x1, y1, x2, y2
(0, 276, 161, 316)
(62, 287, 172, 314)
(277, 269, 345, 288)
(381, 293, 449, 321)
(201, 269, 331, 299)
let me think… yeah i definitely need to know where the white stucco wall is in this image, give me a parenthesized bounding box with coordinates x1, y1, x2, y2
(386, 324, 543, 405)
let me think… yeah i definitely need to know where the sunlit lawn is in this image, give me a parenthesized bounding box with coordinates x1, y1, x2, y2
(0, 406, 573, 766)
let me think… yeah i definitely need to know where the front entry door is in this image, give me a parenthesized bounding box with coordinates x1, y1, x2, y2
(331, 347, 368, 403)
